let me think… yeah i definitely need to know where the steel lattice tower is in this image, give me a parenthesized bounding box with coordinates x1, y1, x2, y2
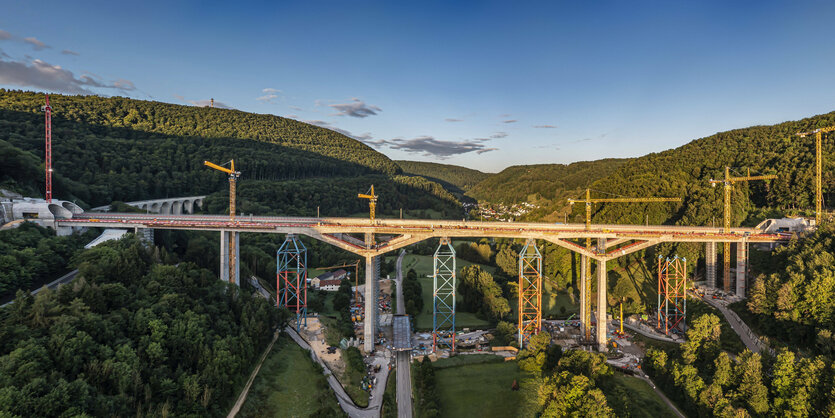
(433, 238, 456, 351)
(518, 239, 542, 347)
(277, 235, 308, 331)
(657, 256, 687, 335)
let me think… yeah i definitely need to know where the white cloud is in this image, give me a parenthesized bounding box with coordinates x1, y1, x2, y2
(0, 56, 135, 94)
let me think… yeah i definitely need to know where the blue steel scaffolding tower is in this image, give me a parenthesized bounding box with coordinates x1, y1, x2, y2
(433, 238, 456, 351)
(278, 235, 307, 331)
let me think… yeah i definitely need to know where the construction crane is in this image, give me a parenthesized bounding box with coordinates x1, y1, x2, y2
(205, 159, 242, 284)
(709, 167, 777, 292)
(796, 126, 835, 225)
(318, 260, 361, 299)
(568, 188, 681, 341)
(204, 160, 241, 219)
(358, 185, 378, 221)
(42, 94, 53, 203)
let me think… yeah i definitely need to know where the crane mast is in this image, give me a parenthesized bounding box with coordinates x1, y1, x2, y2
(358, 185, 378, 221)
(42, 95, 53, 203)
(709, 167, 777, 293)
(796, 126, 835, 225)
(205, 160, 242, 284)
(568, 189, 681, 341)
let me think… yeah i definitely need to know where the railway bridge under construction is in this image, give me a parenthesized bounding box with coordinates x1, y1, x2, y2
(57, 212, 790, 352)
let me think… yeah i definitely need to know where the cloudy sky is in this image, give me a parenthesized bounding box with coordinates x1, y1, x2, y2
(2, 1, 835, 172)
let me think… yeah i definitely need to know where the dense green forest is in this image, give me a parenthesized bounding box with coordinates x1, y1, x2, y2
(745, 224, 835, 354)
(396, 160, 490, 194)
(466, 159, 631, 221)
(0, 236, 284, 417)
(644, 313, 835, 417)
(0, 223, 95, 301)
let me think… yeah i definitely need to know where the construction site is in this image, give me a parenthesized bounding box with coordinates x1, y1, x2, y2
(4, 94, 829, 418)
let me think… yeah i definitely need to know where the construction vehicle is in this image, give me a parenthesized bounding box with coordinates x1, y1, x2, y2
(568, 188, 681, 341)
(358, 185, 378, 221)
(204, 159, 242, 284)
(796, 126, 835, 225)
(710, 167, 777, 293)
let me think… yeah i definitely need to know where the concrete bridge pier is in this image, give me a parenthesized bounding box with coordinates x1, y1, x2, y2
(363, 232, 377, 353)
(736, 241, 747, 297)
(705, 242, 716, 289)
(579, 254, 588, 338)
(363, 254, 376, 353)
(596, 238, 607, 352)
(220, 230, 240, 286)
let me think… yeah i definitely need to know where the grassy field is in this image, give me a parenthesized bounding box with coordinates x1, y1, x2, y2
(600, 372, 679, 418)
(382, 370, 397, 418)
(433, 360, 532, 418)
(394, 253, 494, 330)
(238, 336, 341, 418)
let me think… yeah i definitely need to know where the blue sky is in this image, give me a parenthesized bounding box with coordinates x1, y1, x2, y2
(2, 1, 835, 172)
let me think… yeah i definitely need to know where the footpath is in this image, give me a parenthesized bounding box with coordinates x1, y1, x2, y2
(702, 296, 775, 356)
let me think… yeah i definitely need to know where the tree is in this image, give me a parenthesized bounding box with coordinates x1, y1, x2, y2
(736, 350, 769, 415)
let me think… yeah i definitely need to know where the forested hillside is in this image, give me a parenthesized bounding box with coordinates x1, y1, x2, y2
(0, 90, 459, 218)
(0, 237, 283, 417)
(465, 159, 631, 221)
(396, 160, 490, 192)
(467, 159, 630, 204)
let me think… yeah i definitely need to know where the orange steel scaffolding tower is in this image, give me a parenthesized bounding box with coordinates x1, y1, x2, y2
(657, 256, 687, 335)
(518, 239, 542, 347)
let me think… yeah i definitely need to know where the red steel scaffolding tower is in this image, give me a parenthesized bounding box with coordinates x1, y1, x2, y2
(518, 239, 542, 347)
(278, 235, 307, 331)
(42, 94, 53, 203)
(657, 256, 687, 335)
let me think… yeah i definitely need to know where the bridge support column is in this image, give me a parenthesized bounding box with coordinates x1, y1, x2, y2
(580, 254, 588, 340)
(219, 231, 240, 286)
(705, 242, 716, 289)
(596, 238, 607, 352)
(736, 241, 747, 297)
(518, 239, 543, 348)
(363, 254, 376, 353)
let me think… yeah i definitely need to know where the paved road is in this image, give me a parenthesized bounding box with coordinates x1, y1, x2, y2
(285, 326, 390, 418)
(1, 269, 79, 307)
(393, 250, 413, 418)
(702, 296, 775, 356)
(636, 372, 686, 418)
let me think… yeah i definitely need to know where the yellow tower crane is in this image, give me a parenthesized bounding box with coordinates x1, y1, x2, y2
(358, 185, 378, 221)
(204, 159, 242, 284)
(568, 189, 681, 340)
(709, 167, 777, 292)
(796, 126, 835, 225)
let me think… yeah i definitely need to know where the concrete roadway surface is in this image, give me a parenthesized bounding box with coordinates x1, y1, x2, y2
(702, 295, 775, 356)
(393, 249, 413, 418)
(285, 326, 390, 418)
(1, 269, 79, 307)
